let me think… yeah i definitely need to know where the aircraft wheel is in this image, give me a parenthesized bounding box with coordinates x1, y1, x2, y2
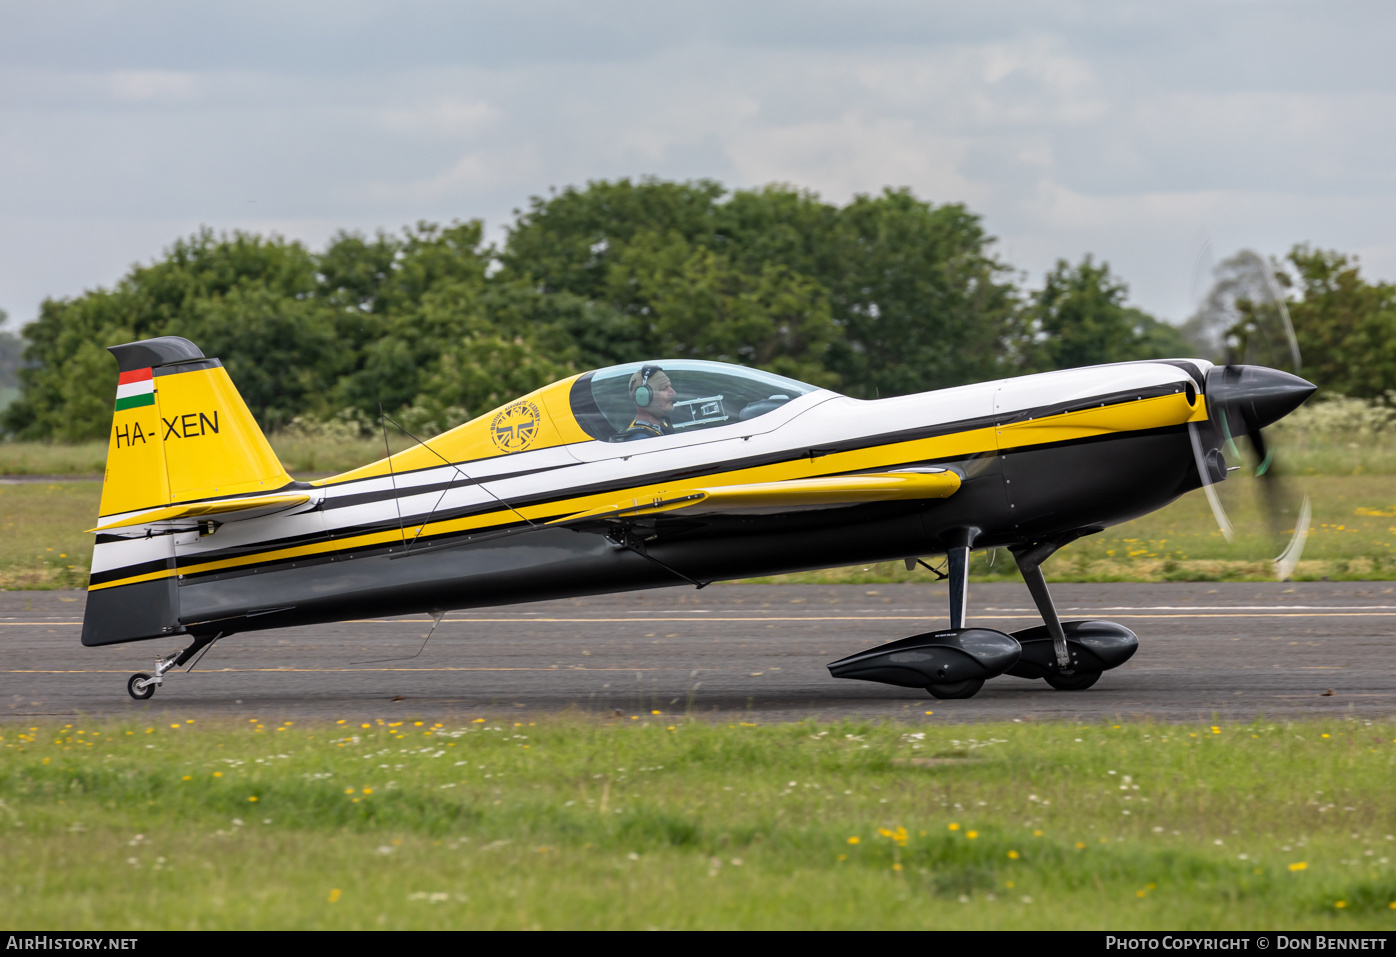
(127, 673, 155, 700)
(1044, 671, 1101, 691)
(926, 678, 984, 700)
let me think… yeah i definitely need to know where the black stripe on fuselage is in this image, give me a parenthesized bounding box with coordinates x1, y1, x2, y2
(990, 382, 1192, 426)
(300, 380, 1191, 503)
(295, 380, 1190, 533)
(288, 380, 1186, 518)
(153, 426, 1202, 640)
(87, 556, 177, 588)
(317, 460, 580, 511)
(166, 438, 987, 577)
(98, 383, 1195, 584)
(168, 444, 969, 583)
(172, 518, 546, 587)
(163, 427, 1138, 587)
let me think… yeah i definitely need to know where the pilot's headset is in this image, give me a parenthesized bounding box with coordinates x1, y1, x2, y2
(630, 365, 667, 408)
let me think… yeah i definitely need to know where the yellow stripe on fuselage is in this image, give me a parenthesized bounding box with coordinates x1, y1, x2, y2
(89, 391, 1205, 591)
(998, 390, 1206, 449)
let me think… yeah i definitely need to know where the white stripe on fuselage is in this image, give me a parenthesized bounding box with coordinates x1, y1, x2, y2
(99, 360, 1210, 575)
(315, 359, 1206, 540)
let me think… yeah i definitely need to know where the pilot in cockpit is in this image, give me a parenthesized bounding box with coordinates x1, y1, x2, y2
(613, 364, 677, 441)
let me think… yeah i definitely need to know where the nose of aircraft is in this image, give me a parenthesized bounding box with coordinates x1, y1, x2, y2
(1206, 365, 1317, 430)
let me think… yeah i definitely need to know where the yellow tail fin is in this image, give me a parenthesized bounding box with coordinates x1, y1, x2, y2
(100, 336, 291, 518)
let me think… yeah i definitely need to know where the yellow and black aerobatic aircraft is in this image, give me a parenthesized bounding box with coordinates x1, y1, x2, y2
(84, 335, 1314, 700)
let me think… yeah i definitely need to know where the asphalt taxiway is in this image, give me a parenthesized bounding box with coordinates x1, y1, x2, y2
(4, 581, 1394, 723)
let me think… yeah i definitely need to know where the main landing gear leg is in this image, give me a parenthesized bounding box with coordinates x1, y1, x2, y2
(926, 529, 983, 699)
(1010, 542, 1070, 670)
(944, 526, 977, 630)
(1010, 543, 1105, 691)
(947, 544, 969, 630)
(127, 632, 222, 700)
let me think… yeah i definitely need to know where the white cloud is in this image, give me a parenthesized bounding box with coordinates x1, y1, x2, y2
(106, 70, 200, 104)
(3, 3, 1396, 327)
(365, 144, 546, 205)
(376, 99, 499, 139)
(727, 115, 979, 207)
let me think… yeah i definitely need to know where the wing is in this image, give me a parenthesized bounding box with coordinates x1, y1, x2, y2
(548, 468, 960, 527)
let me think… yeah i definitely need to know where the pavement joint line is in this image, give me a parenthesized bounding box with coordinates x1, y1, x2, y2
(982, 605, 1396, 611)
(4, 667, 666, 674)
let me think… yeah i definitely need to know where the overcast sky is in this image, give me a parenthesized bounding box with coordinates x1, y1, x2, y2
(2, 0, 1394, 329)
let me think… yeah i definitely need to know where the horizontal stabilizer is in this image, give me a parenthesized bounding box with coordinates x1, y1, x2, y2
(86, 492, 311, 533)
(550, 468, 960, 526)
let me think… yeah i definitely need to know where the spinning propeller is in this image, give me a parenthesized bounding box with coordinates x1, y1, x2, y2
(1188, 252, 1316, 579)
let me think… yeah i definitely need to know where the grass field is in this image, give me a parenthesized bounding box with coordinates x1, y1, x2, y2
(1, 716, 1393, 930)
(0, 433, 417, 478)
(0, 482, 94, 589)
(3, 472, 1393, 589)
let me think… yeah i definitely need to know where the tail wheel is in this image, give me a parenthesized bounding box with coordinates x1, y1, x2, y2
(1044, 671, 1101, 691)
(127, 673, 155, 700)
(927, 678, 984, 700)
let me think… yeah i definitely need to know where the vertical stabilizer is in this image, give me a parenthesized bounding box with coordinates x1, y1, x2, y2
(85, 336, 293, 646)
(99, 337, 292, 519)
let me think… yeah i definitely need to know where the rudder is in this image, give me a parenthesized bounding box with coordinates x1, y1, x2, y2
(85, 336, 293, 646)
(100, 336, 291, 518)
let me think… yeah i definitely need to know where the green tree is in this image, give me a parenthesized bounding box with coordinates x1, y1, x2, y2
(604, 231, 840, 386)
(500, 178, 727, 303)
(0, 309, 22, 414)
(2, 220, 556, 439)
(1181, 250, 1277, 364)
(187, 285, 347, 431)
(2, 230, 335, 439)
(822, 189, 1018, 396)
(1023, 256, 1190, 372)
(395, 279, 581, 423)
(325, 221, 506, 420)
(500, 179, 843, 382)
(501, 179, 1020, 396)
(1282, 246, 1396, 401)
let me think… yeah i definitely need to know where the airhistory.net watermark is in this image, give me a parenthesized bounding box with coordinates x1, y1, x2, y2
(6, 939, 137, 950)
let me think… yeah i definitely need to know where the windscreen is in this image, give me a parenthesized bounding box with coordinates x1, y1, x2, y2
(568, 360, 820, 442)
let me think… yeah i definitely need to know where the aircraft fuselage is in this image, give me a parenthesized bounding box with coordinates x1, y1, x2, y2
(84, 358, 1215, 645)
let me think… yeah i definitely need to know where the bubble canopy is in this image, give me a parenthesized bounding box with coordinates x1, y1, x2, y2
(568, 360, 823, 442)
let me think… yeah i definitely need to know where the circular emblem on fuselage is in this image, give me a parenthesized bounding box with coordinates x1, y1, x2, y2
(490, 401, 541, 453)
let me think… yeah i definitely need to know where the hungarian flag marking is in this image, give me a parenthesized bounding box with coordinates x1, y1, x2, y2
(114, 368, 155, 410)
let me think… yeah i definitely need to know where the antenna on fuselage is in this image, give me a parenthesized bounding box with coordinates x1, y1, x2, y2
(380, 403, 406, 548)
(352, 609, 447, 665)
(377, 410, 539, 553)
